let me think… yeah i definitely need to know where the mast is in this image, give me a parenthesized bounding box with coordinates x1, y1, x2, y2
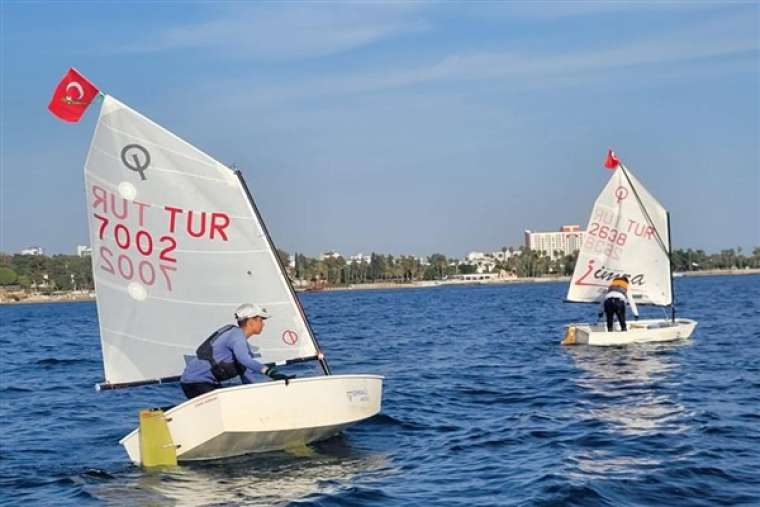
(618, 164, 669, 258)
(667, 211, 676, 322)
(235, 171, 331, 375)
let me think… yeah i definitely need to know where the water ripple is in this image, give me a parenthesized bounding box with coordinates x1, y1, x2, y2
(1, 275, 759, 506)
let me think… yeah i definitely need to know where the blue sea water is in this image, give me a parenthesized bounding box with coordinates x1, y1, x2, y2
(1, 275, 759, 506)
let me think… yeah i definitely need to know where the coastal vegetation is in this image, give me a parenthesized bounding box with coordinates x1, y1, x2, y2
(1, 246, 758, 293)
(0, 253, 93, 291)
(291, 247, 760, 286)
(292, 249, 582, 285)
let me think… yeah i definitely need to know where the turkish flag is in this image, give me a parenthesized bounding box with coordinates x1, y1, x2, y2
(48, 68, 100, 122)
(604, 148, 620, 170)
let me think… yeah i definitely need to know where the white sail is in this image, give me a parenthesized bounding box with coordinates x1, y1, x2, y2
(567, 164, 672, 306)
(84, 96, 319, 386)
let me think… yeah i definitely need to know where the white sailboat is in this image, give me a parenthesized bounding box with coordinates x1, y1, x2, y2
(562, 151, 697, 346)
(82, 95, 383, 464)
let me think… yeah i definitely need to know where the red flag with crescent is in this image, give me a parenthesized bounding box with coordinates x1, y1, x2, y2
(48, 68, 100, 122)
(604, 148, 620, 170)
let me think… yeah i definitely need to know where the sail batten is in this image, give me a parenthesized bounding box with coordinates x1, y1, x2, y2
(91, 276, 295, 307)
(567, 164, 672, 306)
(86, 95, 320, 385)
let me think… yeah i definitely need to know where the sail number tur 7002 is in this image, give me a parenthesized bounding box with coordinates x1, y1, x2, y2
(90, 184, 232, 292)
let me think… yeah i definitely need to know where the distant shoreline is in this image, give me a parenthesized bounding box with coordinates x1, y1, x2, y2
(0, 293, 95, 306)
(2, 268, 758, 306)
(305, 275, 571, 293)
(673, 268, 760, 278)
(306, 267, 760, 293)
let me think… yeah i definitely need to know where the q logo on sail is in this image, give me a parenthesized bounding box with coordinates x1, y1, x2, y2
(121, 144, 151, 181)
(615, 186, 629, 203)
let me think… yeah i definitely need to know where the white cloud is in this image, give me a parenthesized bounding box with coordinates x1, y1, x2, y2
(208, 8, 758, 104)
(464, 0, 737, 21)
(117, 3, 428, 60)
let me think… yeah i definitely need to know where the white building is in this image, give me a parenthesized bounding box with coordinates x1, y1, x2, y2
(318, 251, 342, 261)
(76, 245, 92, 257)
(20, 246, 44, 256)
(491, 249, 517, 262)
(524, 225, 585, 259)
(449, 273, 500, 281)
(462, 252, 497, 273)
(346, 253, 371, 265)
(465, 251, 487, 262)
(31, 273, 51, 289)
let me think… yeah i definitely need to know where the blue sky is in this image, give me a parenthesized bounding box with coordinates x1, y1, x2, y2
(1, 1, 758, 257)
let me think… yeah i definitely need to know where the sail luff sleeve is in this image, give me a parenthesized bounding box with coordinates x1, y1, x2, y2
(83, 97, 114, 385)
(619, 164, 669, 258)
(234, 171, 331, 375)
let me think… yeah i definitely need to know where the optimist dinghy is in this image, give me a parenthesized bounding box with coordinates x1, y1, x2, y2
(60, 76, 382, 464)
(562, 150, 697, 346)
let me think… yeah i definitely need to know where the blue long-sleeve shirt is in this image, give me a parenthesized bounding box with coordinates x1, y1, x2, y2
(180, 326, 266, 384)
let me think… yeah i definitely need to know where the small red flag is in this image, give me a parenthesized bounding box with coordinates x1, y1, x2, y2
(48, 68, 100, 122)
(604, 148, 620, 170)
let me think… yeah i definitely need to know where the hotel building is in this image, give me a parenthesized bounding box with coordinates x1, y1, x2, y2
(524, 225, 585, 259)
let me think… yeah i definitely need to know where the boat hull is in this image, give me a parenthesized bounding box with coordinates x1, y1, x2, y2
(120, 374, 383, 464)
(563, 318, 697, 346)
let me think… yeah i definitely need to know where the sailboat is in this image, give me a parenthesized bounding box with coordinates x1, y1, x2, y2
(562, 150, 697, 346)
(72, 90, 382, 463)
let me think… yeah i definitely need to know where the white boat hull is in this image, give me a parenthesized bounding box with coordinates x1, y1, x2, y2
(563, 318, 697, 346)
(120, 374, 383, 464)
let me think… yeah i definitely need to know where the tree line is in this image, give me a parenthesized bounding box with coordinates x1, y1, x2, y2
(1, 246, 758, 290)
(288, 249, 585, 285)
(288, 246, 760, 286)
(670, 247, 760, 271)
(0, 253, 94, 290)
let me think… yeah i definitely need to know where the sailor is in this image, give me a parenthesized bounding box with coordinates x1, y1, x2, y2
(180, 303, 291, 399)
(598, 276, 639, 332)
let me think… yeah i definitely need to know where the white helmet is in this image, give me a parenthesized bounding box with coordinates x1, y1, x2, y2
(234, 303, 270, 321)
